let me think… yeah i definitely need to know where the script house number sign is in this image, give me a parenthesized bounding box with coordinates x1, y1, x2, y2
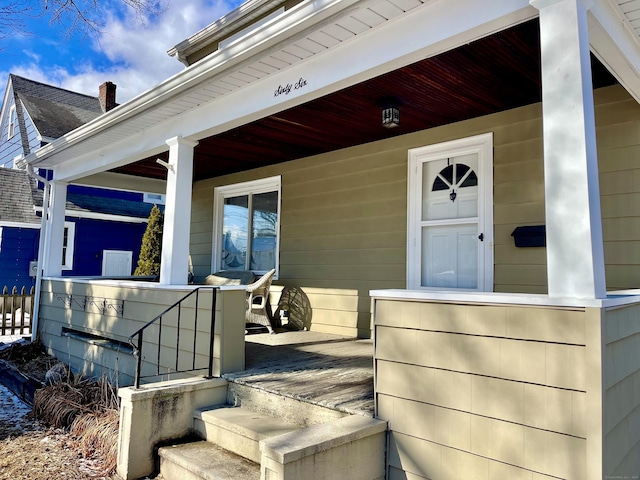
(274, 77, 308, 97)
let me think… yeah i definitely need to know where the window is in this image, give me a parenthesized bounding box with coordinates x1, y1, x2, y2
(143, 192, 166, 205)
(213, 176, 281, 275)
(62, 222, 76, 270)
(7, 105, 16, 139)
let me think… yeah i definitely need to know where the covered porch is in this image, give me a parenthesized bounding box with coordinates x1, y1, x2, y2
(19, 0, 640, 478)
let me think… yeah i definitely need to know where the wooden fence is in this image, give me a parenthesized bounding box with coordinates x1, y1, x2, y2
(1, 286, 35, 335)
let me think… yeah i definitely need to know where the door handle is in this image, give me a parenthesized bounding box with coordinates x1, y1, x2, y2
(478, 233, 484, 241)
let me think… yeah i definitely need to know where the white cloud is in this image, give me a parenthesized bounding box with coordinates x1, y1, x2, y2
(4, 0, 241, 104)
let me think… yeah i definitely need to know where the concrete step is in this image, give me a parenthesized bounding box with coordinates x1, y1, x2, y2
(194, 405, 302, 463)
(158, 441, 259, 480)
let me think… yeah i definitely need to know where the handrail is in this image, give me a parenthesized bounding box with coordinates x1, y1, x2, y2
(128, 286, 218, 388)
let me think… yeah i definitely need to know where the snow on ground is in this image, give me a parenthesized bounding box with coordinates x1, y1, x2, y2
(0, 382, 32, 428)
(0, 336, 35, 435)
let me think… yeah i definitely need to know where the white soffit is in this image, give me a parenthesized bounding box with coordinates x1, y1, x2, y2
(26, 0, 537, 177)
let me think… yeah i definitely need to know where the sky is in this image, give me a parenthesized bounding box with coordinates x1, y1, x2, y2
(0, 0, 244, 107)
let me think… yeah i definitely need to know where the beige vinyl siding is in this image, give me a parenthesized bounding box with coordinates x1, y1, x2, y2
(38, 279, 245, 384)
(374, 298, 603, 480)
(597, 87, 640, 290)
(191, 84, 640, 337)
(603, 303, 640, 475)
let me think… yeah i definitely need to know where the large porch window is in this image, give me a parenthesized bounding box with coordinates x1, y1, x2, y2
(213, 176, 281, 275)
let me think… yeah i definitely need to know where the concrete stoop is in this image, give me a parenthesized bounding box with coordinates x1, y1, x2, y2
(157, 389, 387, 480)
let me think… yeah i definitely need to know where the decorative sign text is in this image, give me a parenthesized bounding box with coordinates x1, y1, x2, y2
(274, 77, 308, 97)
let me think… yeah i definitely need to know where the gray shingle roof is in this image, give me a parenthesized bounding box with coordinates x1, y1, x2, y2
(0, 169, 40, 225)
(10, 74, 104, 139)
(30, 186, 154, 220)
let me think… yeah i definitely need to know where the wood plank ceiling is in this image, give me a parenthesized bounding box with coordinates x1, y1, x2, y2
(112, 18, 617, 182)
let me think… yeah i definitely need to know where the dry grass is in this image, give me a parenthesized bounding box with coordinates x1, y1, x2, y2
(31, 372, 121, 476)
(2, 342, 123, 478)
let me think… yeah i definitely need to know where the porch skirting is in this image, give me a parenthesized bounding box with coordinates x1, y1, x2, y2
(371, 289, 640, 480)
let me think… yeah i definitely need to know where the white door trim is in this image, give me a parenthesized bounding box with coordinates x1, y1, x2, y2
(407, 132, 494, 291)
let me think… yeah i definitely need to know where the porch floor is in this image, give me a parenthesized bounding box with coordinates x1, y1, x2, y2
(222, 331, 374, 417)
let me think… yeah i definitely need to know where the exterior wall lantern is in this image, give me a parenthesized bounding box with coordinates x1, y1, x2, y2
(380, 98, 400, 128)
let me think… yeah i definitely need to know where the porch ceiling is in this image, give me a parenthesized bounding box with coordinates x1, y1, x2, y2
(112, 18, 617, 183)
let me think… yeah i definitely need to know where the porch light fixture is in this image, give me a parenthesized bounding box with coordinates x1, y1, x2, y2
(380, 97, 400, 129)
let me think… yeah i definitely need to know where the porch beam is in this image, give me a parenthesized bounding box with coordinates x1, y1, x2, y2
(159, 136, 198, 285)
(43, 181, 67, 277)
(531, 0, 606, 299)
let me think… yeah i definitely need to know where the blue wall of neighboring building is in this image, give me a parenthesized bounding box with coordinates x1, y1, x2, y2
(62, 216, 147, 277)
(0, 226, 39, 290)
(0, 216, 147, 289)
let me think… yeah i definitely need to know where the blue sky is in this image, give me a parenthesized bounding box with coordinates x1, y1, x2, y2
(1, 0, 244, 107)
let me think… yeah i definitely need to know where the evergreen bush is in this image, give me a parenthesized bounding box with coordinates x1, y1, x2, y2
(134, 205, 163, 276)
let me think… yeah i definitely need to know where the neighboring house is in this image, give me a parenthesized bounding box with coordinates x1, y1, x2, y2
(17, 1, 640, 479)
(0, 75, 161, 284)
(0, 168, 40, 289)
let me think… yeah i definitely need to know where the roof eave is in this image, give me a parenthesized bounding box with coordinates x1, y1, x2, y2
(20, 0, 357, 169)
(167, 0, 283, 61)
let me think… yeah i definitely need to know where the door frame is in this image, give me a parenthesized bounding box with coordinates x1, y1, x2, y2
(407, 132, 494, 291)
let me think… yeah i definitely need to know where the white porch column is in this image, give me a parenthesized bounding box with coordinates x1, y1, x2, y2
(531, 0, 606, 299)
(159, 136, 198, 285)
(43, 180, 67, 276)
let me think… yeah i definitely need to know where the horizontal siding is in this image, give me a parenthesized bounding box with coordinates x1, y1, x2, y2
(38, 279, 245, 384)
(603, 304, 640, 476)
(375, 299, 593, 480)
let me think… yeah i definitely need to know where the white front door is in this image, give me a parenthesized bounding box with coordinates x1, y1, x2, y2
(407, 133, 493, 290)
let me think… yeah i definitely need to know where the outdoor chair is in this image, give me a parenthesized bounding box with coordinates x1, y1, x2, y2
(245, 269, 277, 334)
(203, 270, 255, 286)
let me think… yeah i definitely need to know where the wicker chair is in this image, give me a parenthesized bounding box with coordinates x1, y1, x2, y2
(203, 270, 255, 286)
(245, 269, 276, 334)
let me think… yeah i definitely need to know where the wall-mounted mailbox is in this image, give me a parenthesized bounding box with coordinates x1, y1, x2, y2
(511, 225, 546, 248)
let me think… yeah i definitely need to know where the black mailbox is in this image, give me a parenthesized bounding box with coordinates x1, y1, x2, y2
(511, 225, 546, 247)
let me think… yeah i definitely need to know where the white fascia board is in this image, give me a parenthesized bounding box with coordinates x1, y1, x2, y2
(53, 0, 536, 182)
(22, 0, 364, 173)
(588, 0, 640, 103)
(38, 135, 57, 144)
(0, 78, 13, 133)
(33, 206, 148, 224)
(0, 221, 40, 229)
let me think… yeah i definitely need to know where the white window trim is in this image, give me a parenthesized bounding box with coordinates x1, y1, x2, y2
(212, 175, 281, 277)
(7, 105, 16, 139)
(62, 222, 76, 271)
(407, 133, 494, 291)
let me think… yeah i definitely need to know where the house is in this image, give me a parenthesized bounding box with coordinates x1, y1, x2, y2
(0, 75, 163, 286)
(17, 0, 640, 479)
(0, 168, 40, 289)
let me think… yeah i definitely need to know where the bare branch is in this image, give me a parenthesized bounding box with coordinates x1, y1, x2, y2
(0, 0, 167, 43)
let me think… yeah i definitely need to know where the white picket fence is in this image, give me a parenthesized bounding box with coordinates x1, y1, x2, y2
(1, 286, 34, 335)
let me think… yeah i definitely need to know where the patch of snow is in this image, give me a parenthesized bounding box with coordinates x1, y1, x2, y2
(0, 382, 34, 432)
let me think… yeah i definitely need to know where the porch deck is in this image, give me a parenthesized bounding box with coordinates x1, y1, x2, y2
(222, 331, 374, 417)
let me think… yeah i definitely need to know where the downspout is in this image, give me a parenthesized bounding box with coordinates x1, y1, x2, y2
(24, 165, 50, 342)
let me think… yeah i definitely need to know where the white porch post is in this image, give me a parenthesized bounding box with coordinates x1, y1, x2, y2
(159, 136, 198, 285)
(531, 0, 606, 299)
(43, 180, 67, 276)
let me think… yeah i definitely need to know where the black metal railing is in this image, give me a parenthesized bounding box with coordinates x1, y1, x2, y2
(128, 287, 218, 388)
